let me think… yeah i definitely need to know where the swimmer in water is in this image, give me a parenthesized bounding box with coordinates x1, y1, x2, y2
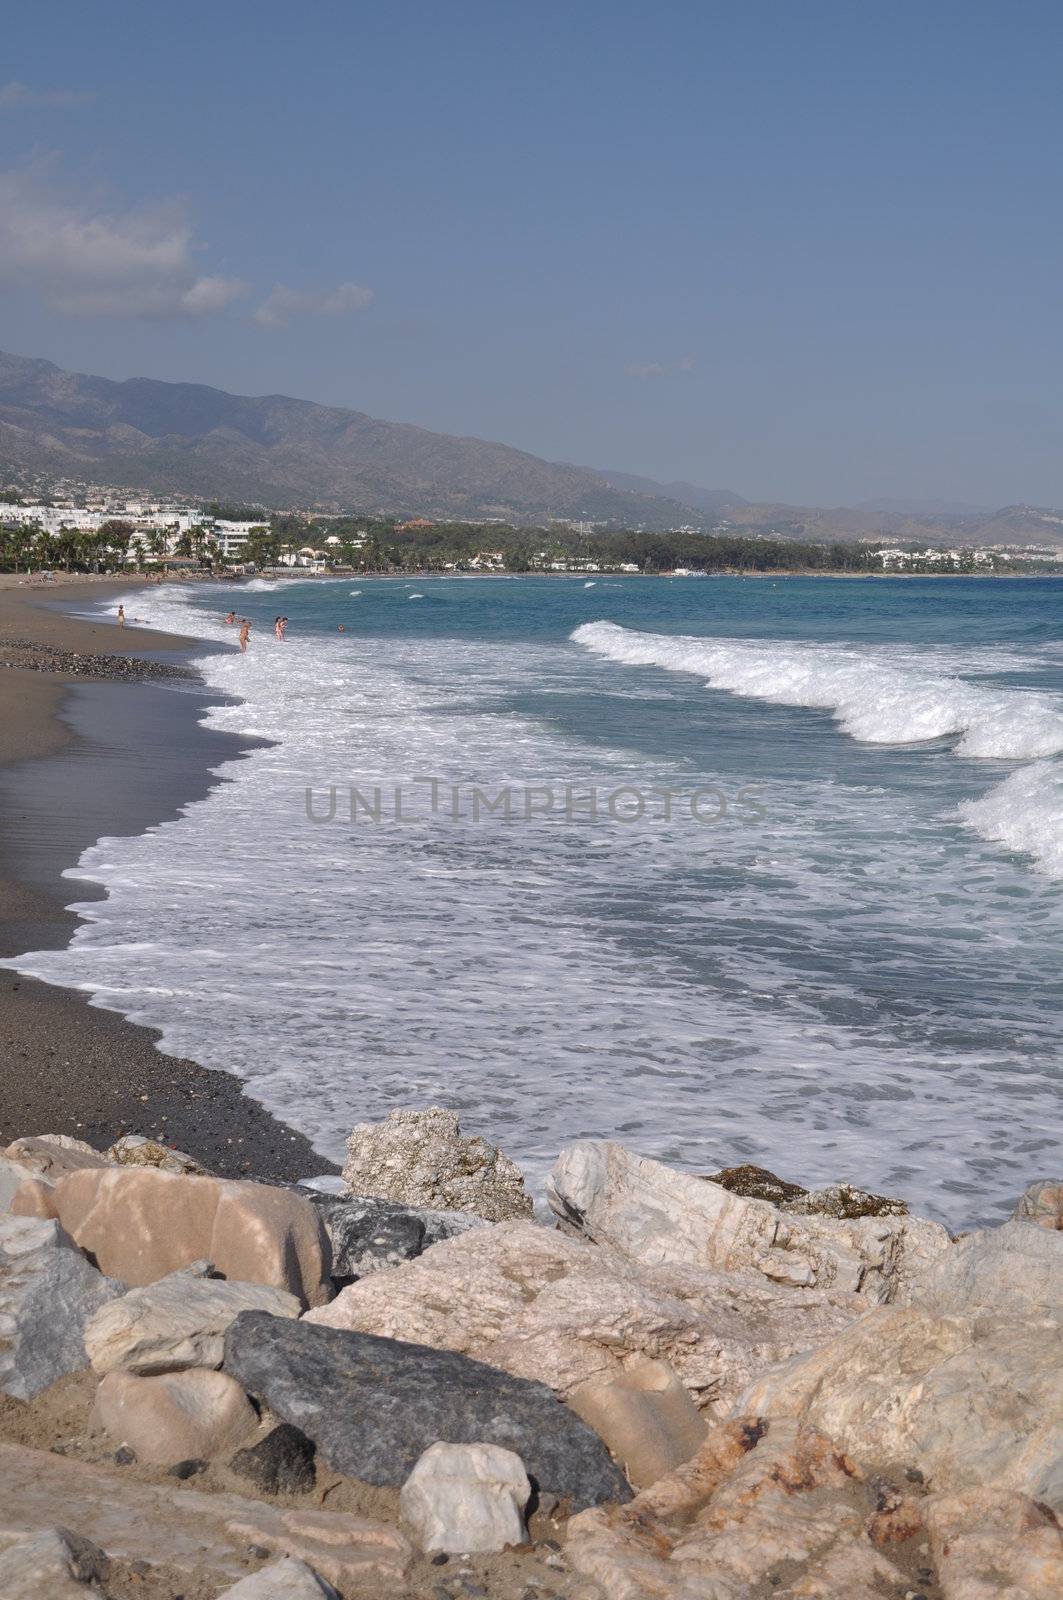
(239, 619, 251, 652)
(337, 623, 346, 632)
(225, 611, 236, 624)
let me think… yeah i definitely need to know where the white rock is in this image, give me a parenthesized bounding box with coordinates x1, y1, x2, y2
(400, 1441, 530, 1553)
(85, 1262, 300, 1375)
(911, 1217, 1063, 1314)
(0, 1156, 37, 1214)
(305, 1218, 861, 1412)
(105, 1133, 211, 1175)
(0, 1527, 110, 1598)
(741, 1303, 1063, 1509)
(91, 1368, 258, 1464)
(547, 1141, 949, 1303)
(219, 1556, 340, 1598)
(341, 1106, 532, 1221)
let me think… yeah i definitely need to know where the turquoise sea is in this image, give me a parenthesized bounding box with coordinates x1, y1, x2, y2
(9, 574, 1062, 1226)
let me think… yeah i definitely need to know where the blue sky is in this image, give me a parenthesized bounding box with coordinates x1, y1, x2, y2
(2, 1, 1061, 506)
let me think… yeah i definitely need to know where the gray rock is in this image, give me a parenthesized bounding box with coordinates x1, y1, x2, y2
(219, 1558, 339, 1598)
(305, 1193, 485, 1283)
(910, 1218, 1063, 1314)
(0, 1216, 124, 1400)
(230, 1424, 317, 1495)
(224, 1311, 630, 1510)
(0, 1526, 110, 1597)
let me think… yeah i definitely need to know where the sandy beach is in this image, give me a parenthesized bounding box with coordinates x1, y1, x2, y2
(0, 574, 333, 1181)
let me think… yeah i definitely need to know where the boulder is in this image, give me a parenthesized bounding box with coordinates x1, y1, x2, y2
(0, 1215, 124, 1400)
(565, 1416, 905, 1600)
(707, 1164, 806, 1204)
(224, 1310, 630, 1509)
(0, 1527, 111, 1599)
(548, 1141, 948, 1303)
(48, 1166, 331, 1306)
(910, 1217, 1063, 1315)
(105, 1133, 211, 1175)
(0, 1156, 36, 1213)
(9, 1177, 58, 1219)
(1013, 1179, 1063, 1230)
(400, 1441, 530, 1553)
(222, 1507, 412, 1592)
(0, 1438, 405, 1587)
(219, 1558, 339, 1598)
(91, 1368, 258, 1465)
(3, 1135, 110, 1181)
(230, 1425, 317, 1496)
(304, 1219, 861, 1412)
(923, 1487, 1063, 1600)
(741, 1304, 1063, 1510)
(341, 1106, 532, 1221)
(304, 1191, 485, 1283)
(84, 1262, 301, 1375)
(566, 1356, 708, 1490)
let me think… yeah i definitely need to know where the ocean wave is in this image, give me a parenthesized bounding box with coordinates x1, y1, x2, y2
(572, 621, 1063, 760)
(961, 761, 1063, 880)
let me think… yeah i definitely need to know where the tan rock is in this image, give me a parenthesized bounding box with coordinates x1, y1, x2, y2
(105, 1134, 211, 1176)
(4, 1136, 110, 1181)
(1013, 1179, 1063, 1230)
(341, 1106, 532, 1221)
(0, 1438, 405, 1587)
(548, 1141, 949, 1304)
(924, 1488, 1063, 1600)
(91, 1368, 258, 1464)
(741, 1304, 1063, 1510)
(50, 1167, 331, 1306)
(567, 1356, 709, 1489)
(85, 1264, 301, 1375)
(566, 1417, 904, 1600)
(305, 1219, 861, 1412)
(225, 1507, 412, 1592)
(218, 1558, 339, 1597)
(8, 1177, 58, 1219)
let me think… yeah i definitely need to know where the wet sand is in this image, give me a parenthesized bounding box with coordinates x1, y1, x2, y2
(0, 575, 334, 1180)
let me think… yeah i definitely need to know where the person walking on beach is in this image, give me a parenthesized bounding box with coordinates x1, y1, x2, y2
(117, 604, 125, 627)
(239, 619, 251, 652)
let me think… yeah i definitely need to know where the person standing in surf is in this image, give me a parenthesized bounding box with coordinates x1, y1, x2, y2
(239, 619, 251, 652)
(117, 604, 125, 627)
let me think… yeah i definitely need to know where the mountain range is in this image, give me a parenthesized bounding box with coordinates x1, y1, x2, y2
(2, 350, 1062, 549)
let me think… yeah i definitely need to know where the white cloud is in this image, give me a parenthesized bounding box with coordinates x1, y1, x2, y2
(0, 166, 246, 318)
(0, 81, 95, 111)
(254, 281, 375, 330)
(625, 354, 696, 379)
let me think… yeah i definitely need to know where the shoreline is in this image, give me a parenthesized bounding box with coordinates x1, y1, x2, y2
(0, 575, 335, 1180)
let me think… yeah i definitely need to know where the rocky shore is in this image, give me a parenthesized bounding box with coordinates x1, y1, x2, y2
(0, 1106, 1059, 1599)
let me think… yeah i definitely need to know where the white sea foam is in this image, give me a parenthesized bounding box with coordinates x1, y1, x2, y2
(572, 621, 1063, 759)
(3, 586, 1060, 1228)
(961, 761, 1063, 880)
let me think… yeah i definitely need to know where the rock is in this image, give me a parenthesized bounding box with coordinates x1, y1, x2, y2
(400, 1441, 530, 1553)
(9, 1177, 59, 1219)
(230, 1425, 317, 1496)
(91, 1368, 258, 1465)
(218, 1557, 339, 1598)
(781, 1183, 909, 1219)
(224, 1310, 630, 1509)
(0, 1437, 405, 1586)
(923, 1487, 1063, 1600)
(0, 1156, 36, 1213)
(1013, 1179, 1063, 1231)
(49, 1166, 332, 1307)
(741, 1304, 1063, 1510)
(566, 1416, 905, 1600)
(0, 1215, 124, 1400)
(910, 1217, 1063, 1314)
(305, 1191, 485, 1283)
(105, 1133, 211, 1175)
(304, 1219, 861, 1413)
(548, 1141, 948, 1303)
(566, 1356, 708, 1490)
(3, 1135, 110, 1180)
(84, 1262, 301, 1375)
(708, 1164, 806, 1204)
(223, 1507, 413, 1592)
(0, 1527, 111, 1598)
(341, 1106, 532, 1221)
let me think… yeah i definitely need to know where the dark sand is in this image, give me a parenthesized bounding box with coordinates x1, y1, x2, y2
(0, 576, 334, 1180)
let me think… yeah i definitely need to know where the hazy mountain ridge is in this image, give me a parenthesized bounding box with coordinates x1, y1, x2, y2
(1, 352, 1061, 547)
